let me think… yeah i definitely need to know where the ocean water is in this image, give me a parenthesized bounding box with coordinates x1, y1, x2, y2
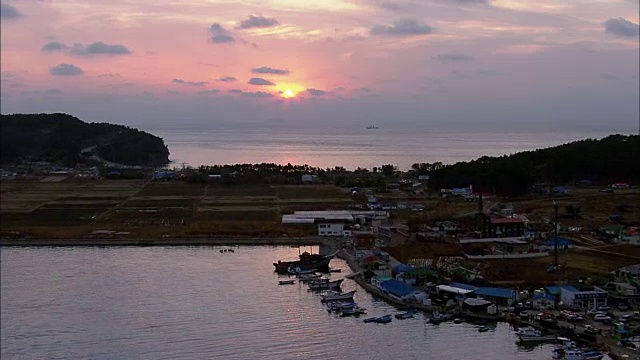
(1, 246, 556, 360)
(147, 126, 614, 170)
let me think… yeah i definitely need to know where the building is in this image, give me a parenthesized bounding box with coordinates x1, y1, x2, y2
(433, 221, 459, 233)
(531, 292, 556, 310)
(377, 224, 410, 246)
(475, 196, 525, 238)
(617, 264, 640, 281)
(473, 287, 517, 306)
(282, 210, 387, 237)
(560, 284, 608, 310)
(536, 237, 574, 252)
(378, 279, 422, 301)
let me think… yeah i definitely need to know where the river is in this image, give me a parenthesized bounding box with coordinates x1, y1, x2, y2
(1, 246, 556, 359)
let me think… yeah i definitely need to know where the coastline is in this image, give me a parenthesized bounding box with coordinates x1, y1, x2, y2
(0, 236, 324, 247)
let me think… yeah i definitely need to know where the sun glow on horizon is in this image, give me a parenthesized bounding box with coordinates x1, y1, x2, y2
(282, 89, 295, 98)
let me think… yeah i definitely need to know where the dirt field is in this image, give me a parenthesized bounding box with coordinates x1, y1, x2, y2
(0, 178, 354, 238)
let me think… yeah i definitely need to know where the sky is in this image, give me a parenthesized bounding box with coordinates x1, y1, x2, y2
(1, 0, 639, 132)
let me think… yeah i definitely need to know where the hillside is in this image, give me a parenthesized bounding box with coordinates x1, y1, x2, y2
(427, 134, 640, 196)
(0, 113, 170, 167)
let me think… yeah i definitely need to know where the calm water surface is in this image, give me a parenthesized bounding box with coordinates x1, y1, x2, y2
(148, 126, 613, 170)
(1, 247, 554, 359)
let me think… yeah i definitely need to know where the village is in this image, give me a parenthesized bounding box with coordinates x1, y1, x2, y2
(2, 163, 640, 356)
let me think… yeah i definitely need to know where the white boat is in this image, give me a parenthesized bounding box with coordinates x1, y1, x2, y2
(516, 327, 557, 342)
(552, 338, 604, 360)
(278, 279, 295, 285)
(321, 290, 356, 303)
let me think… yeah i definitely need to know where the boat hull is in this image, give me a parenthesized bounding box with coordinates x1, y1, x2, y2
(273, 257, 331, 274)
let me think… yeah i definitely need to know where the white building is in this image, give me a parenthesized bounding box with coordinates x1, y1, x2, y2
(560, 285, 608, 310)
(282, 210, 387, 237)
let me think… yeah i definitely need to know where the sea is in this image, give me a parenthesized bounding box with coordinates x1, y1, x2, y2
(146, 125, 616, 170)
(1, 246, 557, 360)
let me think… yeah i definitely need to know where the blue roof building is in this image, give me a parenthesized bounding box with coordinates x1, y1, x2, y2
(474, 287, 517, 300)
(448, 282, 477, 291)
(392, 264, 416, 274)
(532, 293, 556, 301)
(380, 279, 417, 298)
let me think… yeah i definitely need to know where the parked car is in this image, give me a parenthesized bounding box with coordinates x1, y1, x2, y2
(584, 325, 598, 335)
(618, 303, 629, 311)
(594, 314, 612, 322)
(597, 306, 612, 311)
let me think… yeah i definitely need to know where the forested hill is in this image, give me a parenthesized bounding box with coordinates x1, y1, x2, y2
(427, 134, 640, 196)
(0, 113, 170, 167)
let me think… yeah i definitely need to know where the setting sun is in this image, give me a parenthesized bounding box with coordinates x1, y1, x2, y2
(282, 89, 295, 98)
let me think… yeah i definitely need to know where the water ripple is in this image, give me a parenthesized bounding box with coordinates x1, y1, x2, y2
(2, 247, 554, 359)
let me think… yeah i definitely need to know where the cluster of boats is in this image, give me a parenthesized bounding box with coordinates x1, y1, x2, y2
(551, 338, 605, 360)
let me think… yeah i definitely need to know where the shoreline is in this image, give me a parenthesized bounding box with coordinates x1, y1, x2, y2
(0, 236, 325, 247)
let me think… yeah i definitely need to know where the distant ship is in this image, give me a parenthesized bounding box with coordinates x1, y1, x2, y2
(366, 125, 379, 129)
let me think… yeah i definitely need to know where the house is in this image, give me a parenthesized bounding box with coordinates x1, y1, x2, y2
(433, 221, 460, 233)
(531, 292, 556, 310)
(612, 182, 630, 189)
(620, 228, 640, 244)
(560, 284, 608, 310)
(492, 239, 531, 254)
(617, 264, 640, 281)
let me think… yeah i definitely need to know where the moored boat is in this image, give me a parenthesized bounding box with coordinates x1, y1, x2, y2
(478, 325, 492, 332)
(374, 315, 392, 324)
(395, 311, 415, 320)
(363, 317, 378, 323)
(430, 311, 453, 324)
(273, 250, 336, 274)
(320, 290, 356, 303)
(278, 280, 295, 285)
(308, 279, 343, 291)
(341, 305, 366, 316)
(516, 327, 557, 342)
(298, 273, 322, 281)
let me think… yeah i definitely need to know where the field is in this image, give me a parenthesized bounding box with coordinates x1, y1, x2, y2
(0, 179, 354, 238)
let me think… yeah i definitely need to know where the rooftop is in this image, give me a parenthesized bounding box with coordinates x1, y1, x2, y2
(474, 287, 517, 299)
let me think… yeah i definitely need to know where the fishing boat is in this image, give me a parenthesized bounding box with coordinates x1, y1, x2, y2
(366, 125, 379, 130)
(298, 273, 322, 281)
(478, 325, 492, 332)
(278, 280, 295, 285)
(308, 279, 343, 291)
(363, 317, 378, 323)
(395, 311, 415, 320)
(273, 250, 337, 274)
(288, 267, 318, 275)
(341, 305, 366, 316)
(430, 311, 453, 324)
(320, 290, 356, 303)
(516, 327, 557, 342)
(327, 301, 356, 313)
(374, 315, 392, 324)
(551, 339, 604, 360)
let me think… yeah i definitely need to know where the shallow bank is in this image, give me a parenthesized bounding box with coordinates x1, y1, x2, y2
(0, 237, 324, 247)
